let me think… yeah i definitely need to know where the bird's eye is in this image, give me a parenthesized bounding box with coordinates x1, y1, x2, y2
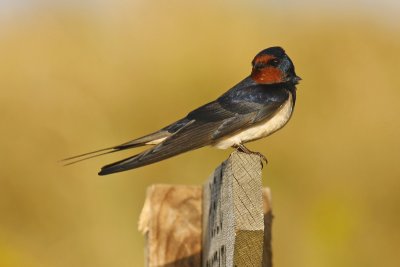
(269, 59, 280, 66)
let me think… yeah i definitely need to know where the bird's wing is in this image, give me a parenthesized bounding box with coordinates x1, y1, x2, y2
(99, 119, 217, 175)
(189, 85, 290, 139)
(98, 90, 289, 175)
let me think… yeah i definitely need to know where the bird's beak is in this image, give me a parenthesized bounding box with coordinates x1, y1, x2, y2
(292, 75, 302, 84)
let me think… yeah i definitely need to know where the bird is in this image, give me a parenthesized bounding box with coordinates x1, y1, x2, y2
(63, 46, 301, 175)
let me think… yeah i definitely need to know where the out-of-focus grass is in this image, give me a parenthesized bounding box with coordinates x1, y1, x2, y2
(0, 2, 399, 267)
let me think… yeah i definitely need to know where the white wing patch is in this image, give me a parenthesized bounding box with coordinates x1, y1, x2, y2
(145, 137, 167, 145)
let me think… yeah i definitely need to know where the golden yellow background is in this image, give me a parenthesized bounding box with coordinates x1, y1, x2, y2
(1, 1, 399, 266)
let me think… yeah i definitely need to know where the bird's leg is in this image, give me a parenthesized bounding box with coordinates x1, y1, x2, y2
(233, 143, 251, 153)
(232, 144, 268, 167)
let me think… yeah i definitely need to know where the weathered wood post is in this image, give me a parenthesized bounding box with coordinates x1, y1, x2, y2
(203, 152, 264, 266)
(139, 151, 272, 267)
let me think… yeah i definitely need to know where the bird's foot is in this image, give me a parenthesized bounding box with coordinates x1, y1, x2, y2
(233, 144, 268, 167)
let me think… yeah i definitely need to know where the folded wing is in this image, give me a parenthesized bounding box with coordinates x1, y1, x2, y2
(98, 90, 288, 175)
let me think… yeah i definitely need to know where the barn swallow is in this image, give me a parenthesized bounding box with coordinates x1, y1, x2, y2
(63, 46, 301, 175)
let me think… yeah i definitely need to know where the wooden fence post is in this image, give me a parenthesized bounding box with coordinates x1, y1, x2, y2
(139, 185, 202, 266)
(202, 152, 264, 267)
(139, 151, 273, 267)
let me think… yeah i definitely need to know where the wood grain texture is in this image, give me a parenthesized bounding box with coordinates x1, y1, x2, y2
(139, 185, 202, 267)
(139, 151, 273, 267)
(202, 151, 265, 267)
(262, 188, 273, 267)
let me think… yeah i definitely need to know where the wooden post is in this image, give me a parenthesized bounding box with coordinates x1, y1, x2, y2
(202, 152, 265, 267)
(262, 188, 273, 267)
(139, 185, 202, 267)
(139, 151, 273, 267)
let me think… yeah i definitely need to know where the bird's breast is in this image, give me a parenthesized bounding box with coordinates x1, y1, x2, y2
(213, 92, 294, 149)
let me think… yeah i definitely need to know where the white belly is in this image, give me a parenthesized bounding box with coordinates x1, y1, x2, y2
(212, 93, 294, 149)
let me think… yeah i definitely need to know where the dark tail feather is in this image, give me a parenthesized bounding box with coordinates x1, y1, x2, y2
(98, 153, 142, 175)
(61, 142, 151, 166)
(61, 147, 115, 162)
(61, 130, 172, 166)
(98, 120, 214, 175)
(97, 145, 192, 176)
(63, 149, 121, 166)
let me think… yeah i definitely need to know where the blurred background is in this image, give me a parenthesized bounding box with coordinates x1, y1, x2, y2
(1, 0, 400, 266)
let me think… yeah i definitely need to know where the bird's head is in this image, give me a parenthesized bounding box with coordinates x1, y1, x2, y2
(251, 46, 301, 85)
